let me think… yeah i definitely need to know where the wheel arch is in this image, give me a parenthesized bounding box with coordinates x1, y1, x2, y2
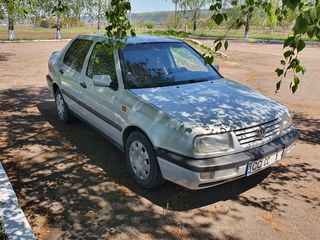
(122, 125, 155, 148)
(52, 82, 59, 95)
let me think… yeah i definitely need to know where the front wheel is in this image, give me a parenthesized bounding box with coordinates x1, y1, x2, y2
(54, 89, 75, 123)
(125, 131, 165, 188)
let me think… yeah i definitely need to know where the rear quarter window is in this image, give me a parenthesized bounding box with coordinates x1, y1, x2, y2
(63, 39, 93, 72)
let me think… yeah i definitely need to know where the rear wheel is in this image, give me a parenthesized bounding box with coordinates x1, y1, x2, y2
(54, 89, 75, 123)
(125, 131, 165, 188)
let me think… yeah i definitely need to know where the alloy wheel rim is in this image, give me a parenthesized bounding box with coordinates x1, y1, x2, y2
(129, 140, 150, 180)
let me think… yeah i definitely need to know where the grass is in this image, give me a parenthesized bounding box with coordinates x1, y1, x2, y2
(139, 28, 320, 42)
(0, 218, 6, 240)
(0, 26, 98, 40)
(0, 25, 319, 42)
(0, 26, 97, 34)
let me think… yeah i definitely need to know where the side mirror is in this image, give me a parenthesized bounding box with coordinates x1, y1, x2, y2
(212, 64, 220, 72)
(93, 75, 112, 87)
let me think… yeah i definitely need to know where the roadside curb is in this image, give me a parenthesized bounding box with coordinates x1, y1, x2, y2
(0, 39, 71, 43)
(0, 162, 35, 240)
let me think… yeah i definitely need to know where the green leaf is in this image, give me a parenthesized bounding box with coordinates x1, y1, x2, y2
(306, 26, 316, 39)
(284, 0, 300, 11)
(310, 8, 317, 22)
(215, 41, 222, 52)
(297, 39, 305, 52)
(203, 54, 214, 64)
(287, 58, 299, 69)
(293, 15, 309, 34)
(281, 60, 286, 65)
(275, 68, 284, 77)
(213, 13, 224, 25)
(291, 84, 298, 93)
(291, 76, 300, 93)
(266, 3, 273, 17)
(224, 40, 228, 50)
(275, 80, 282, 93)
(296, 65, 307, 74)
(236, 19, 244, 29)
(231, 0, 238, 6)
(283, 36, 294, 48)
(283, 50, 293, 58)
(214, 38, 222, 44)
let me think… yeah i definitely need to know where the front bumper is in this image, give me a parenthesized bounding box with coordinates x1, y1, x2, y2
(156, 129, 298, 190)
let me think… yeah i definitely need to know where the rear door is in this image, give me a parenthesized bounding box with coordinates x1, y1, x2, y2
(59, 38, 93, 114)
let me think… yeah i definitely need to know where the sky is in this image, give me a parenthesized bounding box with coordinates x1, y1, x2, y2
(130, 0, 175, 13)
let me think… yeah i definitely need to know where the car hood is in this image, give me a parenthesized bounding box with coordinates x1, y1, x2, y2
(130, 78, 287, 134)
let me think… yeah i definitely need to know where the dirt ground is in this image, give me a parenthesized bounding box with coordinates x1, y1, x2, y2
(0, 40, 319, 240)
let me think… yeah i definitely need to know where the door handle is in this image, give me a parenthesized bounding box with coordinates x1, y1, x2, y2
(59, 69, 64, 74)
(80, 82, 87, 88)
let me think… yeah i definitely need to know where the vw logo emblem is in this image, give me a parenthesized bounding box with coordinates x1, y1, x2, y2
(257, 127, 266, 140)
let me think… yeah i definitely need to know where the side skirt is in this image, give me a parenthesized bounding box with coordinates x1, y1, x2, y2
(70, 109, 124, 152)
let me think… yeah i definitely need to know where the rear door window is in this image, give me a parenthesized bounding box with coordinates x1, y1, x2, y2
(63, 39, 93, 72)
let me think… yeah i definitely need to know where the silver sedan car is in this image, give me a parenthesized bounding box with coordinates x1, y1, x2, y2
(47, 35, 298, 190)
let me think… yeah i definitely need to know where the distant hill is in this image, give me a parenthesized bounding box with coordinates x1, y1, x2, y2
(130, 10, 211, 25)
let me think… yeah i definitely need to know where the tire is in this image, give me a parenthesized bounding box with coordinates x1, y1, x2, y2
(54, 88, 75, 123)
(125, 131, 165, 188)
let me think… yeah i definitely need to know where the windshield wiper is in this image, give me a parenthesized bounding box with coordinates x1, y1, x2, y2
(129, 78, 210, 89)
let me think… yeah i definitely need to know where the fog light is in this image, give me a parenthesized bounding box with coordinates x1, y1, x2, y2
(200, 168, 238, 180)
(200, 171, 214, 180)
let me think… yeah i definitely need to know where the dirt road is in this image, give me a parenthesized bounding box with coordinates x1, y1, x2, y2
(0, 40, 319, 240)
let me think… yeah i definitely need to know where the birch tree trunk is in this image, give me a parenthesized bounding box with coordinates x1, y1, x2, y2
(8, 15, 15, 40)
(56, 15, 62, 40)
(244, 14, 250, 39)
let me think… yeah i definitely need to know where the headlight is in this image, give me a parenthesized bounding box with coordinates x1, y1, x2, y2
(193, 133, 234, 154)
(281, 111, 293, 132)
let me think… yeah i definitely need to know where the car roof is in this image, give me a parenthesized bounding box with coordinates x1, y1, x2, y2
(77, 34, 183, 44)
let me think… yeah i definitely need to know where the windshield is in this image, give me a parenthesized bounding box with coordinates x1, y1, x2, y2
(120, 42, 220, 89)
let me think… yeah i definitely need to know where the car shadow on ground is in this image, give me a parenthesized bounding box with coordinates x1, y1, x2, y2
(1, 87, 319, 239)
(36, 95, 273, 211)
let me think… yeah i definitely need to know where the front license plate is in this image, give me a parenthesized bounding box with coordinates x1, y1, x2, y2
(247, 150, 283, 176)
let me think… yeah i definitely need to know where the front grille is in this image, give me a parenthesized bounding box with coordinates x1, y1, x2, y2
(234, 118, 281, 146)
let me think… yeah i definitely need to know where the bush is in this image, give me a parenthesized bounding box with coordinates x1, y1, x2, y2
(0, 218, 7, 240)
(34, 17, 56, 28)
(145, 23, 154, 29)
(150, 29, 190, 37)
(63, 17, 85, 28)
(33, 16, 85, 29)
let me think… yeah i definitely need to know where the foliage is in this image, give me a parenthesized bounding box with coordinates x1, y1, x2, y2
(0, 217, 6, 240)
(149, 29, 190, 37)
(0, 0, 31, 23)
(176, 0, 209, 33)
(166, 13, 182, 29)
(85, 0, 110, 31)
(105, 0, 135, 52)
(207, 0, 320, 93)
(145, 23, 154, 29)
(1, 0, 318, 92)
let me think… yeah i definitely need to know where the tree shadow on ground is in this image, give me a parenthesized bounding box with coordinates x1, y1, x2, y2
(1, 87, 319, 239)
(0, 87, 247, 239)
(293, 113, 320, 145)
(0, 53, 15, 62)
